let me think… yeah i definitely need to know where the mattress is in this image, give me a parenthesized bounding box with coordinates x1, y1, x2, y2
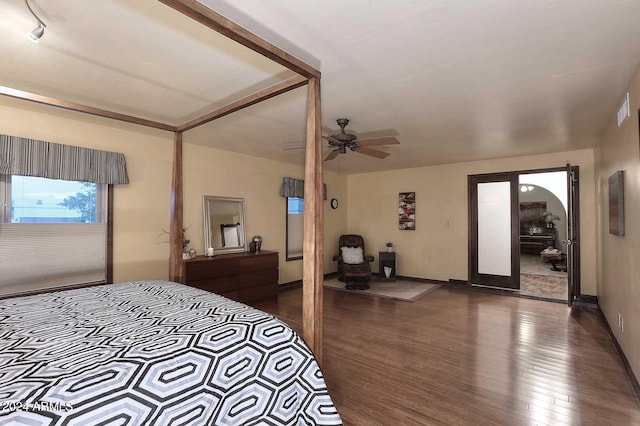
(0, 280, 342, 425)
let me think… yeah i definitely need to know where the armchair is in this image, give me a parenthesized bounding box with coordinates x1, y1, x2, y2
(333, 234, 374, 290)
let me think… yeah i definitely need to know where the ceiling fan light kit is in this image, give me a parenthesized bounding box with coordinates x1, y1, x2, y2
(322, 118, 399, 161)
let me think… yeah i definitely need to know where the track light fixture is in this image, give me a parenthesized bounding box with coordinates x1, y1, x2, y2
(25, 0, 46, 42)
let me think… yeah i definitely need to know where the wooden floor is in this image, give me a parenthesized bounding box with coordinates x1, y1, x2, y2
(257, 285, 640, 425)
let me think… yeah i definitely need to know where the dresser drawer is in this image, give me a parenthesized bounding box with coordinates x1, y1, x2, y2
(183, 251, 279, 306)
(238, 253, 278, 272)
(185, 257, 237, 281)
(187, 275, 237, 294)
(238, 269, 278, 289)
(238, 282, 278, 303)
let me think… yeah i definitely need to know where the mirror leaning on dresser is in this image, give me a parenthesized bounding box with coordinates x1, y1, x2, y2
(202, 195, 247, 255)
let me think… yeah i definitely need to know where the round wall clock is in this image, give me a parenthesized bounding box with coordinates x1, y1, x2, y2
(330, 198, 339, 209)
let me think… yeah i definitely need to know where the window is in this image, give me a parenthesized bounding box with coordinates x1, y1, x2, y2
(6, 176, 104, 223)
(0, 175, 110, 296)
(286, 197, 304, 260)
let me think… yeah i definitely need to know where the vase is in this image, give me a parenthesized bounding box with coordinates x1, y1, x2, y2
(384, 266, 392, 278)
(387, 246, 393, 253)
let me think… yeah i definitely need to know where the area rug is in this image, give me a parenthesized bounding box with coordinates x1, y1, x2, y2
(520, 273, 567, 301)
(324, 278, 441, 302)
(520, 254, 567, 277)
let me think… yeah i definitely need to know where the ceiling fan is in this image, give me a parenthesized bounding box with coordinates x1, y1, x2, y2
(323, 118, 400, 161)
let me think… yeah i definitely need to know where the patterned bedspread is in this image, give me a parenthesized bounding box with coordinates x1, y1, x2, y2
(0, 280, 342, 425)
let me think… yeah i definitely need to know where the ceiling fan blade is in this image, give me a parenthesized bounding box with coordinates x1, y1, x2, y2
(324, 149, 340, 161)
(356, 136, 400, 147)
(356, 128, 400, 139)
(353, 146, 390, 159)
(285, 143, 337, 151)
(322, 135, 342, 145)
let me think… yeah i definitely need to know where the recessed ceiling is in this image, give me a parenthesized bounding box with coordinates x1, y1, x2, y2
(2, 0, 640, 174)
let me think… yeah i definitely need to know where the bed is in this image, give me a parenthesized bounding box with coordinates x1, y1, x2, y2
(0, 280, 342, 425)
(2, 0, 326, 389)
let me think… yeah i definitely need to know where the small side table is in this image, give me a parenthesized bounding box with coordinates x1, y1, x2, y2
(378, 251, 396, 281)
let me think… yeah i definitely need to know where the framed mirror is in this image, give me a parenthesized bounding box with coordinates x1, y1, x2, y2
(203, 196, 247, 254)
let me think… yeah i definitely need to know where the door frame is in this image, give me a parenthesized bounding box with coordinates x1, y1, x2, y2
(567, 165, 581, 303)
(468, 166, 581, 301)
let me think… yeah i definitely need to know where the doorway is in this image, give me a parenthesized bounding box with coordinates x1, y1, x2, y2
(468, 166, 580, 305)
(518, 171, 568, 301)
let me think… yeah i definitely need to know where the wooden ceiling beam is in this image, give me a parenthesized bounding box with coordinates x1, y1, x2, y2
(0, 86, 177, 132)
(178, 75, 308, 132)
(158, 0, 320, 79)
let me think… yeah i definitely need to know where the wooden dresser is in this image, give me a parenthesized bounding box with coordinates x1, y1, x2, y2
(182, 251, 279, 305)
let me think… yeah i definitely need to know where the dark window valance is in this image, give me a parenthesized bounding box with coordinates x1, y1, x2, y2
(280, 177, 327, 200)
(0, 134, 129, 184)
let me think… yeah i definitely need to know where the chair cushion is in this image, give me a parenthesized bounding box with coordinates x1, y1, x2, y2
(341, 246, 364, 264)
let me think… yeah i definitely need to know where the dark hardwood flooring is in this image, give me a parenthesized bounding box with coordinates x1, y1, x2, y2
(256, 285, 640, 425)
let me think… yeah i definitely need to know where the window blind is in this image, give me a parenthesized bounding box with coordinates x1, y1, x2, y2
(280, 177, 327, 200)
(0, 223, 106, 296)
(0, 134, 129, 185)
(287, 213, 304, 259)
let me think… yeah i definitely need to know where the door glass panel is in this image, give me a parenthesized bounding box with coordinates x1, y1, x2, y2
(477, 181, 511, 276)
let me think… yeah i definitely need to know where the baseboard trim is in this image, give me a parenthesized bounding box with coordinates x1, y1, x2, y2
(281, 273, 445, 291)
(575, 294, 598, 308)
(446, 278, 567, 304)
(597, 308, 640, 401)
(278, 280, 302, 291)
(282, 274, 582, 307)
(370, 273, 449, 285)
(0, 280, 108, 300)
(279, 272, 339, 291)
(393, 275, 449, 285)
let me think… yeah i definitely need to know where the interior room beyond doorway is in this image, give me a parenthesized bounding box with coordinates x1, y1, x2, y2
(518, 171, 568, 301)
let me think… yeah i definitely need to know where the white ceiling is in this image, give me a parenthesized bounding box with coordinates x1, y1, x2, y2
(2, 0, 640, 174)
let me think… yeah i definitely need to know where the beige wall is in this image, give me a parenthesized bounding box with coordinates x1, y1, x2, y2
(1, 96, 603, 302)
(0, 98, 348, 288)
(595, 64, 640, 378)
(181, 141, 347, 284)
(0, 97, 174, 283)
(346, 149, 597, 295)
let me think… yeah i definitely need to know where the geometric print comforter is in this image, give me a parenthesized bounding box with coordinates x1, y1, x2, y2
(0, 280, 342, 425)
